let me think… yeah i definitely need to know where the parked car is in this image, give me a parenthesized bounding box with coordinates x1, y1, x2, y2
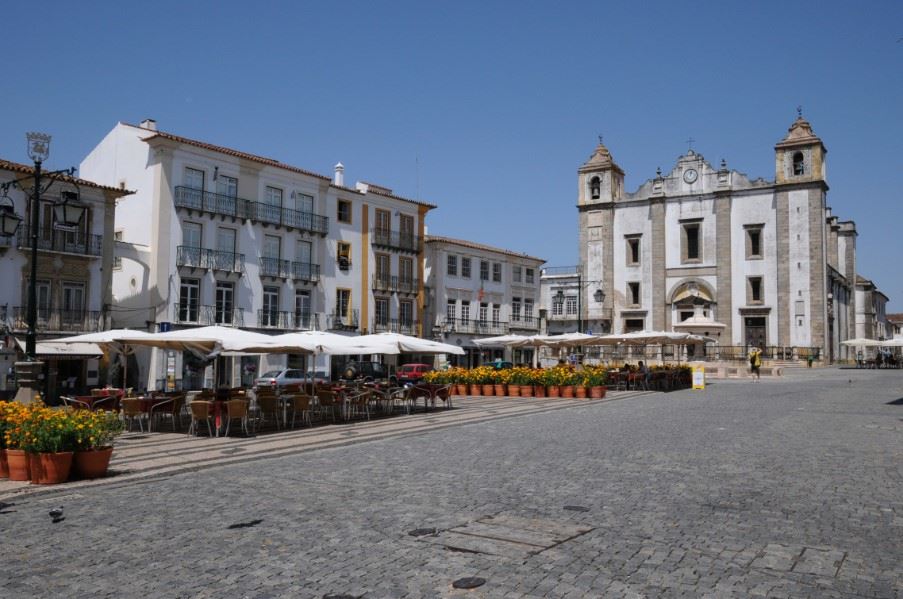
(397, 363, 433, 384)
(253, 368, 308, 389)
(306, 370, 331, 385)
(491, 360, 514, 370)
(341, 361, 397, 384)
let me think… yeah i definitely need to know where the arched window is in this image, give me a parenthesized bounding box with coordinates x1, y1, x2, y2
(590, 176, 601, 199)
(792, 152, 805, 176)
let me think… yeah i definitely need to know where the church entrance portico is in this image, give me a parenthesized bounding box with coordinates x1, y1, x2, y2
(744, 316, 767, 348)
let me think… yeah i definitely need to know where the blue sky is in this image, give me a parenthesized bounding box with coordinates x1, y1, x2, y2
(3, 1, 901, 308)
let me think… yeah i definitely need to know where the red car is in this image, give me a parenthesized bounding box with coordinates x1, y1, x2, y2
(397, 363, 433, 384)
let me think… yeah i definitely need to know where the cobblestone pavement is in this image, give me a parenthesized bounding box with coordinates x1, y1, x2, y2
(1, 369, 901, 598)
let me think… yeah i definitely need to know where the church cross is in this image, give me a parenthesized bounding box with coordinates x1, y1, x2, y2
(686, 137, 696, 151)
(797, 105, 803, 117)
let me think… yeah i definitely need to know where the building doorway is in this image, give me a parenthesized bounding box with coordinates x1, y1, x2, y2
(744, 317, 767, 348)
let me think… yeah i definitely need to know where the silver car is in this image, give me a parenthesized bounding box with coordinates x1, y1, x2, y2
(253, 368, 308, 389)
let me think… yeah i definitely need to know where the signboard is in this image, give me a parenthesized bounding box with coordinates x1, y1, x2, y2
(691, 365, 705, 390)
(166, 351, 176, 391)
(159, 322, 172, 333)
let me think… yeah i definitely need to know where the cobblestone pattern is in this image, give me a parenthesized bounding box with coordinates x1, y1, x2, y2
(1, 369, 901, 598)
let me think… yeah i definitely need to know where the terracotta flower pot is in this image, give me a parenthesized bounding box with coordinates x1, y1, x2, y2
(508, 384, 520, 397)
(561, 385, 575, 398)
(32, 452, 74, 485)
(481, 384, 495, 396)
(454, 384, 466, 396)
(575, 386, 587, 399)
(468, 383, 481, 396)
(0, 448, 8, 479)
(28, 453, 42, 484)
(547, 385, 561, 398)
(493, 384, 507, 396)
(533, 385, 547, 398)
(519, 384, 534, 397)
(590, 386, 607, 399)
(6, 449, 30, 481)
(73, 447, 114, 480)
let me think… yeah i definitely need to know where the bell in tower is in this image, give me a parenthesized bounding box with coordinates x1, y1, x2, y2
(578, 136, 624, 205)
(775, 108, 827, 184)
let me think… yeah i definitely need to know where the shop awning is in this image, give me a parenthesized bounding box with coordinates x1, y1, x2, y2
(15, 339, 104, 359)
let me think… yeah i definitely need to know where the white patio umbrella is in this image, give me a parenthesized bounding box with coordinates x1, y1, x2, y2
(840, 338, 883, 347)
(119, 325, 278, 353)
(472, 334, 531, 347)
(53, 329, 155, 389)
(352, 332, 465, 355)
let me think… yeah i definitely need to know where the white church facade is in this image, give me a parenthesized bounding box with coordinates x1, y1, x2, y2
(573, 115, 858, 362)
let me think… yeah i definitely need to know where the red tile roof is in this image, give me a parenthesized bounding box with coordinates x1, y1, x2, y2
(0, 159, 134, 195)
(426, 235, 545, 263)
(131, 124, 435, 209)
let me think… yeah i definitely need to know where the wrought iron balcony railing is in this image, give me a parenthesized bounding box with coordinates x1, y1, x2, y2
(327, 309, 359, 331)
(371, 319, 419, 335)
(370, 274, 419, 294)
(259, 256, 291, 279)
(176, 246, 245, 274)
(8, 307, 103, 333)
(17, 226, 103, 257)
(370, 228, 421, 253)
(174, 186, 329, 235)
(256, 310, 320, 331)
(173, 303, 244, 327)
(443, 317, 508, 335)
(291, 261, 320, 283)
(509, 316, 540, 330)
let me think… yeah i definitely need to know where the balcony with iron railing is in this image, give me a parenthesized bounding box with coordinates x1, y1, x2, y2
(371, 318, 419, 335)
(370, 274, 419, 294)
(327, 309, 359, 331)
(174, 186, 329, 235)
(259, 256, 291, 279)
(173, 303, 244, 327)
(443, 317, 509, 335)
(7, 307, 103, 333)
(370, 228, 421, 253)
(16, 226, 103, 257)
(256, 310, 319, 331)
(509, 315, 540, 331)
(176, 246, 245, 274)
(291, 261, 320, 283)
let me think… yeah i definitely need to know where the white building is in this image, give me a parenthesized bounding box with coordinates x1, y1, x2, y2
(0, 158, 131, 399)
(854, 275, 890, 340)
(571, 115, 862, 363)
(424, 236, 544, 367)
(81, 120, 434, 390)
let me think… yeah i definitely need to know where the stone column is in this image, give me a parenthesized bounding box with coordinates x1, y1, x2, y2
(715, 195, 733, 344)
(13, 360, 44, 405)
(650, 199, 666, 330)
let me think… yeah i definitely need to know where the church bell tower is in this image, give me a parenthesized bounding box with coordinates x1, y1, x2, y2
(775, 111, 826, 184)
(578, 138, 624, 205)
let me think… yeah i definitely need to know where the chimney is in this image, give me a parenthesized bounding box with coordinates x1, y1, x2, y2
(139, 118, 157, 131)
(334, 162, 344, 186)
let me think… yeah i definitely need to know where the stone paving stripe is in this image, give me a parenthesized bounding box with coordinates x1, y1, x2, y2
(422, 531, 541, 558)
(449, 521, 565, 548)
(480, 513, 593, 538)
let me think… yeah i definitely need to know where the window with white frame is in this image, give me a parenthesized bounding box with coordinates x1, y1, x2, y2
(524, 298, 534, 320)
(513, 266, 522, 283)
(375, 297, 389, 326)
(511, 297, 522, 321)
(480, 260, 489, 281)
(525, 268, 535, 284)
(552, 295, 564, 316)
(447, 254, 457, 276)
(446, 299, 456, 322)
(492, 263, 501, 282)
(461, 257, 471, 278)
(565, 295, 577, 315)
(479, 303, 488, 324)
(262, 286, 280, 326)
(492, 304, 500, 326)
(461, 300, 470, 323)
(184, 167, 205, 190)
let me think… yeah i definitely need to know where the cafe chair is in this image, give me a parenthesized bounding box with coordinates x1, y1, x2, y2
(223, 399, 250, 437)
(389, 386, 414, 415)
(151, 394, 185, 432)
(187, 400, 214, 437)
(345, 389, 372, 421)
(288, 394, 312, 429)
(255, 394, 282, 431)
(121, 397, 148, 432)
(315, 389, 338, 422)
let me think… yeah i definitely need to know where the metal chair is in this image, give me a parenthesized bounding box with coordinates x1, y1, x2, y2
(255, 394, 282, 430)
(288, 394, 312, 429)
(315, 389, 338, 422)
(223, 399, 250, 436)
(187, 400, 214, 437)
(121, 398, 148, 432)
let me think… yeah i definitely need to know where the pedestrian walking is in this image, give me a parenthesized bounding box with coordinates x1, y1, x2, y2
(749, 347, 762, 381)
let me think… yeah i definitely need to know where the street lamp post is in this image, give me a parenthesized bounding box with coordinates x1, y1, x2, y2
(0, 132, 83, 403)
(554, 270, 606, 334)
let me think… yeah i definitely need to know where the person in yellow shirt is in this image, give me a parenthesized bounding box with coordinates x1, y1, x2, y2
(748, 347, 762, 381)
